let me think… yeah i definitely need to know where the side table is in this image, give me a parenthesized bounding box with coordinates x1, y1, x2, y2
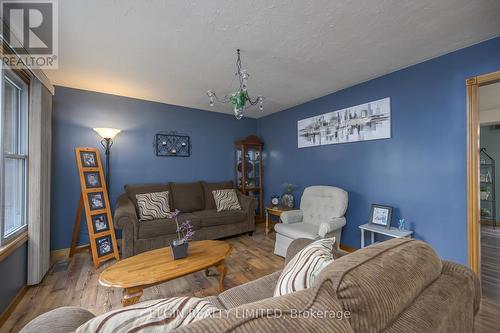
(265, 206, 293, 236)
(359, 223, 413, 248)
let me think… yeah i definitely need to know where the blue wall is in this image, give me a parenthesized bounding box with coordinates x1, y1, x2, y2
(51, 87, 257, 250)
(0, 244, 27, 313)
(257, 37, 500, 265)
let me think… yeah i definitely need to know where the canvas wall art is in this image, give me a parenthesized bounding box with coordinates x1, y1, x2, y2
(297, 97, 391, 148)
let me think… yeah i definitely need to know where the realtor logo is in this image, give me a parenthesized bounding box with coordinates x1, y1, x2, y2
(0, 0, 58, 68)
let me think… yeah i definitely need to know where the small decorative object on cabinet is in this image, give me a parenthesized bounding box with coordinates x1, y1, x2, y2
(155, 132, 191, 157)
(235, 135, 263, 219)
(480, 148, 496, 227)
(271, 194, 280, 209)
(398, 218, 406, 231)
(281, 183, 296, 208)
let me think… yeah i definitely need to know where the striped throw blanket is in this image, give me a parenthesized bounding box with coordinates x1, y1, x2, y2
(76, 297, 221, 333)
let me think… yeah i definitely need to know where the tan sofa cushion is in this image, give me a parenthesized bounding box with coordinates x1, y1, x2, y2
(201, 181, 234, 210)
(138, 213, 201, 239)
(170, 182, 204, 212)
(218, 270, 282, 309)
(20, 307, 95, 333)
(124, 183, 171, 213)
(314, 238, 442, 333)
(192, 209, 247, 227)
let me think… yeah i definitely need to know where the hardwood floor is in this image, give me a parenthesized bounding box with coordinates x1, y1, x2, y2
(476, 225, 500, 332)
(1, 224, 498, 332)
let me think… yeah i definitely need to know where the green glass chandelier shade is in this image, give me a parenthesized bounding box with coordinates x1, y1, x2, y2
(231, 91, 249, 110)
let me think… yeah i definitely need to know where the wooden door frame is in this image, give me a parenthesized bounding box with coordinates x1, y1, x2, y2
(466, 70, 500, 274)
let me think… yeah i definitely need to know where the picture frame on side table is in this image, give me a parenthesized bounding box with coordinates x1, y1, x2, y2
(369, 204, 393, 229)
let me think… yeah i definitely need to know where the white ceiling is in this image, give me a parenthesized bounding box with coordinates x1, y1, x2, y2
(480, 82, 500, 112)
(47, 0, 500, 118)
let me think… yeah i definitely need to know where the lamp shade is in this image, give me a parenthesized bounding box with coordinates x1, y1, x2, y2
(93, 128, 121, 139)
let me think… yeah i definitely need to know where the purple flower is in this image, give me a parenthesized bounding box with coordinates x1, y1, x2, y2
(168, 209, 181, 219)
(173, 216, 195, 243)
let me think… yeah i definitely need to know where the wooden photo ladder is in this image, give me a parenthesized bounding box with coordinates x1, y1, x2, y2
(70, 147, 120, 268)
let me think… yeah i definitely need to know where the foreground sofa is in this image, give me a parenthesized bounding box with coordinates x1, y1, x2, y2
(21, 238, 480, 333)
(114, 181, 257, 258)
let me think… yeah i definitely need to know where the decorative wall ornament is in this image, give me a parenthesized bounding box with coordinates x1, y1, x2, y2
(155, 132, 191, 157)
(297, 97, 391, 148)
(206, 49, 264, 120)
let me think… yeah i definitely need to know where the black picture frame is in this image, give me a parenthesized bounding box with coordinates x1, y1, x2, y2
(84, 171, 102, 189)
(369, 204, 393, 229)
(95, 235, 113, 257)
(88, 192, 106, 211)
(91, 213, 110, 233)
(80, 151, 98, 167)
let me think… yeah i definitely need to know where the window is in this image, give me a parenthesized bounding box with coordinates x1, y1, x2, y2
(0, 69, 29, 245)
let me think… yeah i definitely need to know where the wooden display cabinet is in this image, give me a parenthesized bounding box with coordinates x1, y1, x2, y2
(235, 135, 263, 220)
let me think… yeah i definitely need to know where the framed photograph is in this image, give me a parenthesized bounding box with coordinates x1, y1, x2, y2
(91, 213, 110, 233)
(84, 171, 102, 189)
(369, 204, 393, 228)
(88, 192, 106, 211)
(80, 151, 98, 168)
(95, 235, 113, 257)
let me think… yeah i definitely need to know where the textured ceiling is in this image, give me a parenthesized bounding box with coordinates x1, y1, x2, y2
(47, 0, 500, 118)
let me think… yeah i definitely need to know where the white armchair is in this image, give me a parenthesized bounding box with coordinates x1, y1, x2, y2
(274, 186, 348, 256)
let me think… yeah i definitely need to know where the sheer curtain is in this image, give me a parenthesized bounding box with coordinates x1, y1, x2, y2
(27, 79, 52, 285)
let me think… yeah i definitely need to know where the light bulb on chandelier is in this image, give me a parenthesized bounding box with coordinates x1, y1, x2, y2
(206, 49, 265, 119)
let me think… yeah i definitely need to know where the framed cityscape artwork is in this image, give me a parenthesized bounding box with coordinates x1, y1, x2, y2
(298, 97, 391, 148)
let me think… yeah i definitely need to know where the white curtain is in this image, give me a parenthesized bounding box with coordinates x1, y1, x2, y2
(27, 79, 52, 285)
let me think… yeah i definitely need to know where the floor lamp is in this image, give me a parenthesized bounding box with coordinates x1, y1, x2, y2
(93, 128, 121, 190)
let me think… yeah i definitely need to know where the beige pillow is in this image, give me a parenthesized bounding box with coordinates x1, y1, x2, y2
(136, 191, 170, 221)
(274, 237, 335, 296)
(212, 189, 242, 212)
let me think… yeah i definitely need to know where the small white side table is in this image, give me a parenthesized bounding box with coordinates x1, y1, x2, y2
(359, 223, 413, 248)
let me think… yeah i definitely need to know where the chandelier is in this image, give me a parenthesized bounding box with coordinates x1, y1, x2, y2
(207, 49, 264, 120)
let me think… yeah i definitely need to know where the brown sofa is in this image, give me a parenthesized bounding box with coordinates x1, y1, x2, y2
(21, 238, 480, 333)
(114, 181, 257, 258)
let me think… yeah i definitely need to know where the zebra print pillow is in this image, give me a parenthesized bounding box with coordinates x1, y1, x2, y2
(76, 297, 221, 333)
(136, 191, 170, 221)
(274, 237, 335, 297)
(212, 189, 242, 212)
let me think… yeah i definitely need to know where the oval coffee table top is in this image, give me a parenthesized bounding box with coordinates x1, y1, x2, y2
(99, 240, 231, 288)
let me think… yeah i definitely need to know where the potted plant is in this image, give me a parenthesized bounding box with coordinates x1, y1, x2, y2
(169, 210, 195, 260)
(281, 183, 296, 208)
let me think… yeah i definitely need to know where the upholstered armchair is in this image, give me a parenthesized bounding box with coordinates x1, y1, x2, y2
(274, 186, 348, 256)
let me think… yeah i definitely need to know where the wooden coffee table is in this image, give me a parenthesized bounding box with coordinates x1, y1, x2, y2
(99, 240, 231, 306)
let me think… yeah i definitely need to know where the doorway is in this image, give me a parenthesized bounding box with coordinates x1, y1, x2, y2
(467, 71, 500, 304)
